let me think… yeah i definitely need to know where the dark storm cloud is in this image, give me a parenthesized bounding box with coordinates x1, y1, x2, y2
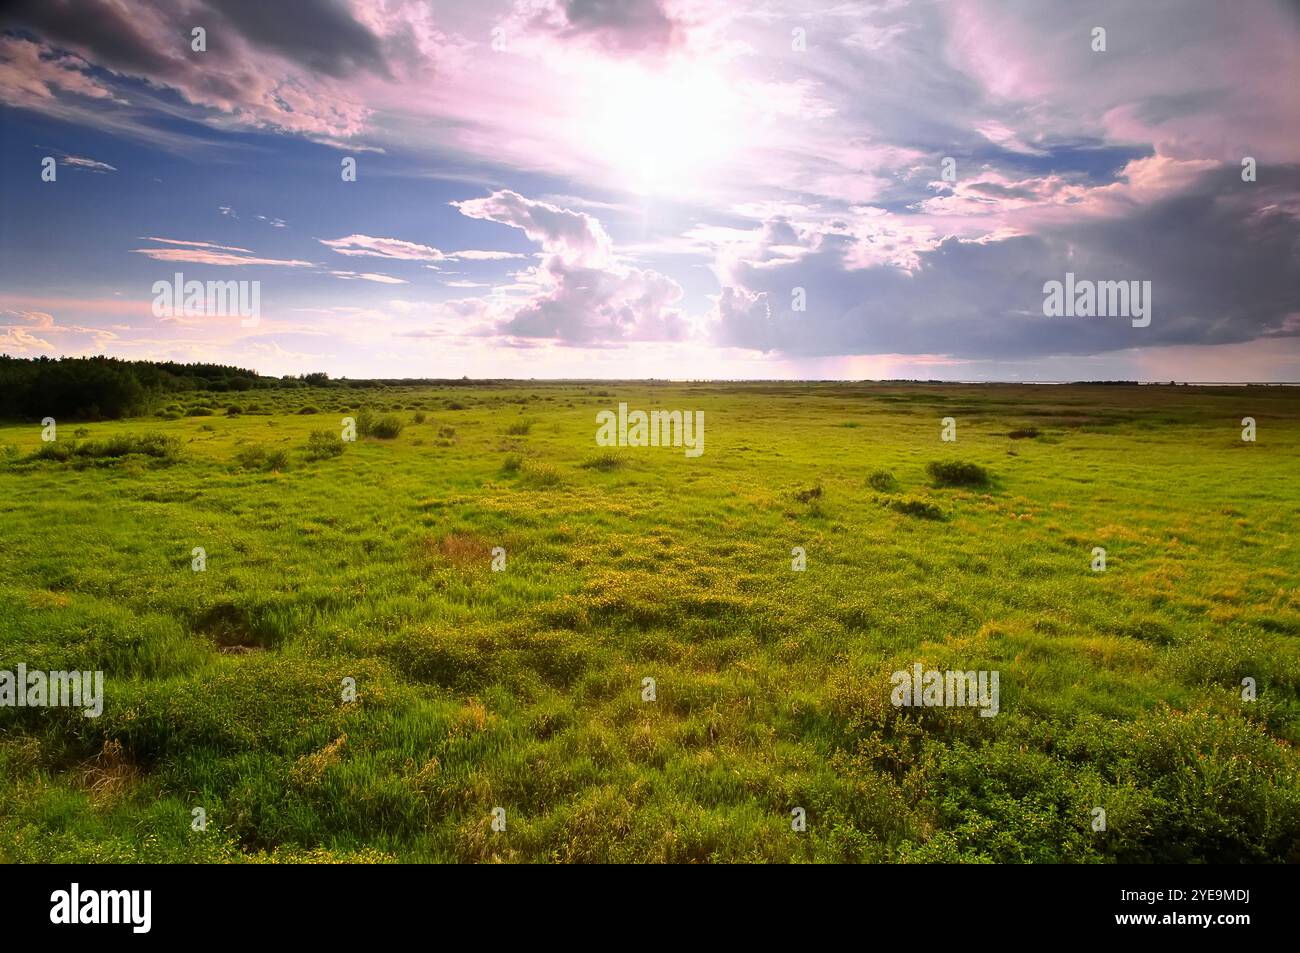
(4, 0, 182, 79)
(204, 0, 388, 78)
(4, 0, 388, 79)
(713, 163, 1300, 361)
(516, 0, 681, 56)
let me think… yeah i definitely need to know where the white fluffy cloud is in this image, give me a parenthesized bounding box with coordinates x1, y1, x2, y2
(453, 190, 687, 343)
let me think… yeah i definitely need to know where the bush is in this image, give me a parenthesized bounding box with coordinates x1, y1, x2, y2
(412, 412, 426, 424)
(867, 469, 897, 492)
(31, 441, 72, 462)
(581, 451, 625, 471)
(226, 405, 243, 416)
(233, 446, 289, 472)
(305, 430, 344, 461)
(926, 460, 990, 487)
(28, 433, 181, 465)
(792, 483, 823, 503)
(501, 454, 523, 474)
(505, 420, 532, 435)
(355, 409, 404, 439)
(77, 433, 180, 461)
(881, 494, 946, 520)
(297, 406, 320, 415)
(1008, 427, 1040, 439)
(519, 461, 563, 489)
(186, 407, 214, 417)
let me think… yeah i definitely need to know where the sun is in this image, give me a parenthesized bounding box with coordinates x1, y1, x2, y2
(573, 60, 742, 195)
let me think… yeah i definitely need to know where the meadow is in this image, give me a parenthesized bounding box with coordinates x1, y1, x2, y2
(1, 381, 1297, 863)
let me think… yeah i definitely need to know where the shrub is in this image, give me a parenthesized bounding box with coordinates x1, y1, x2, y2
(29, 433, 181, 465)
(412, 412, 426, 424)
(356, 409, 404, 439)
(186, 407, 214, 417)
(297, 406, 320, 415)
(501, 454, 523, 474)
(520, 461, 563, 489)
(881, 494, 946, 520)
(305, 430, 344, 461)
(31, 442, 72, 462)
(1008, 427, 1040, 439)
(867, 469, 897, 492)
(792, 483, 823, 503)
(505, 420, 532, 435)
(77, 433, 180, 461)
(226, 405, 243, 416)
(369, 414, 404, 438)
(233, 446, 288, 472)
(581, 451, 625, 472)
(927, 460, 990, 487)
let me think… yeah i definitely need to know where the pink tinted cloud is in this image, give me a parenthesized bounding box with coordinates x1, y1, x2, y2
(320, 234, 446, 261)
(130, 248, 314, 267)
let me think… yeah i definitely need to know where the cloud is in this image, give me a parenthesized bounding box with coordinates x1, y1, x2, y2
(320, 234, 446, 261)
(500, 0, 685, 59)
(0, 35, 123, 109)
(453, 190, 687, 343)
(501, 257, 687, 342)
(0, 324, 54, 352)
(0, 0, 380, 141)
(330, 270, 408, 284)
(1, 309, 57, 330)
(447, 249, 528, 261)
(61, 154, 117, 172)
(0, 308, 121, 353)
(708, 161, 1300, 360)
(452, 189, 612, 264)
(944, 0, 1300, 164)
(130, 246, 314, 267)
(140, 237, 254, 253)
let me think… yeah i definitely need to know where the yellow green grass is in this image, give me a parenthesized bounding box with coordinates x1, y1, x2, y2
(1, 382, 1297, 862)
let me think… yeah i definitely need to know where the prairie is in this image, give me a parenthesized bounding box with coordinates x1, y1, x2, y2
(1, 381, 1297, 863)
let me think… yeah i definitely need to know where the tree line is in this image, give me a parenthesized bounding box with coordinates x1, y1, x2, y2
(0, 356, 320, 420)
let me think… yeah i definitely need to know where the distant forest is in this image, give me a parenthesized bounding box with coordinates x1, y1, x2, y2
(0, 356, 330, 420)
(0, 356, 505, 420)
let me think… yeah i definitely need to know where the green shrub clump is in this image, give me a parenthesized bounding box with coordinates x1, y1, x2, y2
(927, 460, 990, 487)
(867, 469, 897, 492)
(305, 430, 345, 461)
(356, 409, 404, 439)
(233, 446, 289, 472)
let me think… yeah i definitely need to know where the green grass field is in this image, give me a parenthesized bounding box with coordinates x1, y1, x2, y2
(1, 382, 1298, 863)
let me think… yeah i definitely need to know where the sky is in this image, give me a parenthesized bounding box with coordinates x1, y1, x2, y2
(1, 0, 1298, 381)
